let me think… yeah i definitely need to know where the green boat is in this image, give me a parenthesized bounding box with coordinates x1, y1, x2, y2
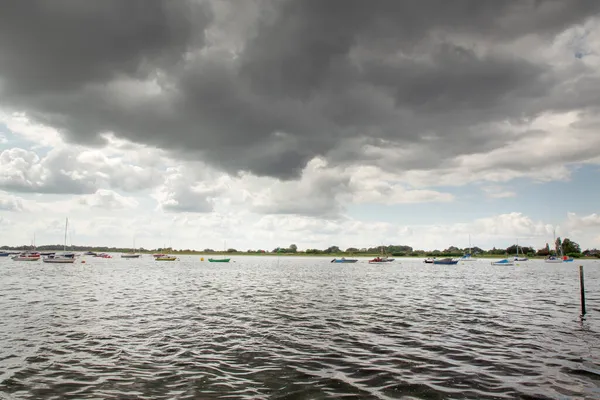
(208, 258, 230, 263)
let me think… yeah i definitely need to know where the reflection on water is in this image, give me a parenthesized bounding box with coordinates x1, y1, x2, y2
(1, 256, 599, 399)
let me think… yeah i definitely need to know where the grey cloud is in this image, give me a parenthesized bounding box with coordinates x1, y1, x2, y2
(0, 0, 599, 180)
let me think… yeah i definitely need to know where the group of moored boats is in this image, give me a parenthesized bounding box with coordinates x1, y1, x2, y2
(331, 256, 395, 264)
(1, 250, 231, 263)
(422, 254, 574, 266)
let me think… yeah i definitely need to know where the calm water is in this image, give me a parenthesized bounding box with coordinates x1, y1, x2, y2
(0, 256, 599, 399)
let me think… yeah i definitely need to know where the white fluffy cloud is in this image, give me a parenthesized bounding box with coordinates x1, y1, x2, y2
(0, 190, 25, 211)
(77, 189, 139, 210)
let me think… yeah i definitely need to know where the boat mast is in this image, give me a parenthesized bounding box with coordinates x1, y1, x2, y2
(64, 218, 68, 252)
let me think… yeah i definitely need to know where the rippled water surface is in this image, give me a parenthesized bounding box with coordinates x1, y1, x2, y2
(1, 256, 599, 399)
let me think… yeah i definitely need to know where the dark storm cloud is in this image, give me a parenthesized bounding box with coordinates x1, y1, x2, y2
(0, 0, 599, 179)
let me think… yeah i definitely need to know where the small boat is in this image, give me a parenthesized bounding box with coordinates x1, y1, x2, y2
(331, 258, 358, 263)
(155, 255, 177, 261)
(95, 253, 112, 258)
(0, 252, 11, 257)
(513, 239, 528, 261)
(433, 258, 459, 265)
(84, 251, 97, 256)
(491, 258, 514, 266)
(562, 256, 574, 262)
(43, 254, 76, 264)
(460, 235, 477, 261)
(423, 257, 435, 263)
(545, 229, 566, 264)
(12, 252, 41, 261)
(153, 253, 167, 258)
(121, 253, 141, 259)
(43, 218, 76, 264)
(208, 258, 230, 263)
(40, 252, 56, 256)
(368, 256, 391, 264)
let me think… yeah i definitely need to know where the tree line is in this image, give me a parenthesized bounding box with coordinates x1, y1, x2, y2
(2, 237, 598, 258)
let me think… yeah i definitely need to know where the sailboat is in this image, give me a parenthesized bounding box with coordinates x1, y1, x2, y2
(514, 239, 528, 261)
(545, 229, 563, 263)
(369, 245, 395, 264)
(460, 235, 477, 261)
(12, 234, 41, 261)
(208, 241, 230, 263)
(43, 218, 76, 264)
(121, 238, 141, 258)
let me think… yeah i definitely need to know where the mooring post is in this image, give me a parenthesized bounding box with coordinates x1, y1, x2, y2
(579, 265, 586, 319)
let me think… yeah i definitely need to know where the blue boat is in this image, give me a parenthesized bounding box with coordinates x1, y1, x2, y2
(491, 258, 514, 266)
(331, 258, 358, 263)
(433, 258, 459, 265)
(0, 252, 10, 257)
(563, 257, 574, 263)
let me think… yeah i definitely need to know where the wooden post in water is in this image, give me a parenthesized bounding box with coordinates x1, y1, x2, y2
(579, 265, 586, 319)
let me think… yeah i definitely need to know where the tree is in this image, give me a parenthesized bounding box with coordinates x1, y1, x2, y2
(289, 244, 297, 253)
(324, 246, 341, 254)
(537, 243, 550, 256)
(561, 238, 581, 254)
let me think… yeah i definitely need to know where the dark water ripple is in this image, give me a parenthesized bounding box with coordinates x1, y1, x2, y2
(1, 257, 599, 399)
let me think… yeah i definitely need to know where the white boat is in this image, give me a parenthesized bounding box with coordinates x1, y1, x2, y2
(12, 252, 41, 261)
(514, 239, 528, 261)
(545, 229, 564, 264)
(491, 258, 514, 266)
(12, 235, 40, 261)
(121, 253, 141, 258)
(121, 238, 141, 258)
(43, 218, 75, 264)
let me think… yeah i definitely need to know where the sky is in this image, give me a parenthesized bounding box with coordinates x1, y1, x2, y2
(1, 0, 600, 252)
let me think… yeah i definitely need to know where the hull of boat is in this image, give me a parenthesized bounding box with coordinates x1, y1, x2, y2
(12, 257, 40, 261)
(514, 257, 528, 261)
(208, 258, 230, 263)
(545, 259, 563, 263)
(331, 259, 358, 263)
(155, 257, 177, 261)
(43, 258, 76, 264)
(492, 262, 514, 266)
(433, 261, 459, 265)
(121, 254, 141, 258)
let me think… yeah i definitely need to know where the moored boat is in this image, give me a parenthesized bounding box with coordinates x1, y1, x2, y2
(12, 252, 41, 261)
(433, 258, 459, 265)
(155, 255, 177, 261)
(208, 258, 230, 263)
(491, 258, 514, 266)
(43, 218, 76, 264)
(368, 256, 392, 264)
(121, 253, 141, 259)
(43, 254, 76, 264)
(423, 257, 435, 263)
(331, 258, 358, 263)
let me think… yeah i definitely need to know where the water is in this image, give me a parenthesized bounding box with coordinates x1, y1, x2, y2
(1, 256, 599, 399)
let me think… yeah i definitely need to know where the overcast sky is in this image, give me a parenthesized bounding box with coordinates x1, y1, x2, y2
(1, 0, 600, 251)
